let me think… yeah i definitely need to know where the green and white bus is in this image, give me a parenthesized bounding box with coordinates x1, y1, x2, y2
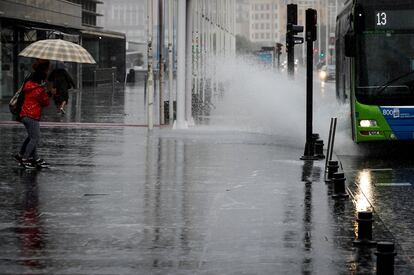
(336, 0, 414, 142)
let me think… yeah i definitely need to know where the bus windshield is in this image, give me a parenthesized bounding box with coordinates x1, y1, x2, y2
(357, 32, 414, 105)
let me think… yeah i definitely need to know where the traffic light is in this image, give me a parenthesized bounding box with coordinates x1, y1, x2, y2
(287, 4, 298, 25)
(286, 4, 303, 48)
(320, 52, 325, 58)
(287, 23, 304, 46)
(306, 9, 317, 42)
(286, 4, 302, 77)
(276, 43, 283, 56)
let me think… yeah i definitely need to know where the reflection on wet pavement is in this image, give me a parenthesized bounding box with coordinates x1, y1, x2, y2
(0, 83, 413, 273)
(340, 142, 414, 274)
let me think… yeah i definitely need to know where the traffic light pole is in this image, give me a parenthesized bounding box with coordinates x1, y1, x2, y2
(301, 9, 319, 161)
(287, 41, 294, 77)
(276, 45, 281, 71)
(301, 33, 317, 159)
(286, 4, 297, 78)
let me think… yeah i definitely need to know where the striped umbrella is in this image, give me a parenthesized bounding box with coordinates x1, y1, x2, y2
(19, 39, 96, 64)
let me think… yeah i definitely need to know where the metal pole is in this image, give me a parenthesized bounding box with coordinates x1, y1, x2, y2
(186, 0, 194, 125)
(301, 9, 318, 160)
(325, 117, 337, 171)
(168, 0, 174, 125)
(206, 0, 209, 99)
(202, 0, 206, 103)
(175, 0, 187, 128)
(213, 0, 218, 98)
(326, 1, 329, 65)
(159, 0, 165, 125)
(194, 0, 200, 107)
(203, 0, 209, 105)
(147, 0, 154, 129)
(222, 0, 225, 60)
(231, 0, 236, 57)
(329, 117, 337, 162)
(287, 4, 297, 79)
(112, 72, 115, 94)
(305, 36, 314, 155)
(318, 0, 321, 62)
(0, 21, 2, 99)
(93, 70, 96, 90)
(193, 0, 198, 106)
(78, 36, 82, 96)
(325, 118, 334, 171)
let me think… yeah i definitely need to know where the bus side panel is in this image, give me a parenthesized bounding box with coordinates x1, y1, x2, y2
(379, 107, 414, 140)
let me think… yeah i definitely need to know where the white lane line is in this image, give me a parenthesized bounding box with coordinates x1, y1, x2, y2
(375, 183, 412, 186)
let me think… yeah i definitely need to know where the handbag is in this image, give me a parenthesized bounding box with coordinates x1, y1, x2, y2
(9, 73, 32, 119)
(8, 82, 25, 116)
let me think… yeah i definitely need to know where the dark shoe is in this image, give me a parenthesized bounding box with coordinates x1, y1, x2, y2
(22, 159, 36, 169)
(13, 154, 23, 165)
(35, 159, 50, 168)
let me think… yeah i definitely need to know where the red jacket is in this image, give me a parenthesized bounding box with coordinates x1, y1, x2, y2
(20, 81, 50, 121)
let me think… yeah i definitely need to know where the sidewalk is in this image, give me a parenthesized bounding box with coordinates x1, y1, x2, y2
(0, 83, 412, 274)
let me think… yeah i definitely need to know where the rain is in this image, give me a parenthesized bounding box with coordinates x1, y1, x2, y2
(1, 0, 414, 274)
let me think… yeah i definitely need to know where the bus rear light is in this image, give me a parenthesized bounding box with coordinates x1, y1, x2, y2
(359, 120, 378, 127)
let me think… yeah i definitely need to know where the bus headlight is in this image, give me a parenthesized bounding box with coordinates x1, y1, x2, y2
(359, 120, 378, 127)
(319, 71, 327, 79)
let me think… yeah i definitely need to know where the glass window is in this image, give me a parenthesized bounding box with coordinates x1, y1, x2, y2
(357, 33, 414, 105)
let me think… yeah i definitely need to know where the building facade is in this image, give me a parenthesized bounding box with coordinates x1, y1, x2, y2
(248, 0, 285, 47)
(97, 0, 147, 72)
(236, 0, 250, 39)
(236, 0, 345, 64)
(97, 0, 146, 44)
(0, 0, 126, 99)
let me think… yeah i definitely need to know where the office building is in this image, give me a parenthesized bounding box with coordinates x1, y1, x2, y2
(0, 0, 125, 99)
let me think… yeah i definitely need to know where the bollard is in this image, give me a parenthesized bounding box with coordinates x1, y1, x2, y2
(353, 211, 376, 246)
(332, 172, 349, 199)
(325, 160, 339, 183)
(314, 139, 325, 159)
(312, 133, 320, 141)
(301, 133, 321, 160)
(375, 242, 396, 275)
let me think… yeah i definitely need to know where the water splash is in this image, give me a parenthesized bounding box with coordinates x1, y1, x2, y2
(204, 56, 350, 149)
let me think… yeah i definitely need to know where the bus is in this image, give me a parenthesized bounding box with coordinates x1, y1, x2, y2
(336, 0, 414, 142)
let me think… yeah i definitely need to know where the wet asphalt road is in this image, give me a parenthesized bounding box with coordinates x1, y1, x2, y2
(0, 77, 413, 274)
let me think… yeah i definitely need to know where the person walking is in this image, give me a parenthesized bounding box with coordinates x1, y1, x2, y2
(48, 62, 76, 115)
(14, 59, 55, 169)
